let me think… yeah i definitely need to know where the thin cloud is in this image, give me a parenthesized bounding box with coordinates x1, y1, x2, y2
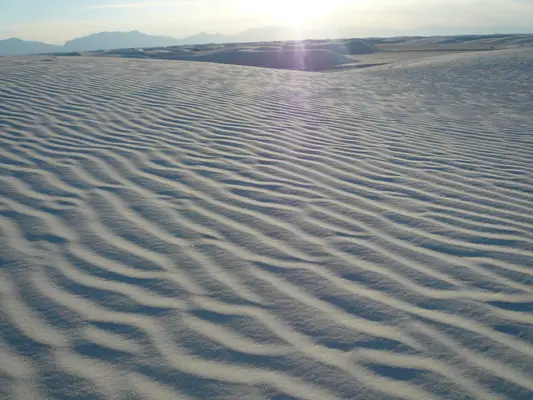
(85, 2, 191, 10)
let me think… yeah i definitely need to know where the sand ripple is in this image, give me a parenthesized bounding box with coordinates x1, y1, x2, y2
(1, 50, 532, 399)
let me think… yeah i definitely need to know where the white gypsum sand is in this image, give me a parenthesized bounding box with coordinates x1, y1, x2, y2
(0, 49, 532, 400)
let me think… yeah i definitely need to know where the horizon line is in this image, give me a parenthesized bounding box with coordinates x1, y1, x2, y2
(3, 28, 533, 47)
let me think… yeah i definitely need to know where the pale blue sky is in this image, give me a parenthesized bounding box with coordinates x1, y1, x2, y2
(1, 0, 533, 43)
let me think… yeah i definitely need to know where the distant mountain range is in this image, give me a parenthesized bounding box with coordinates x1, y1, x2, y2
(0, 38, 62, 56)
(2, 26, 532, 56)
(0, 27, 310, 56)
(61, 30, 181, 52)
(339, 25, 533, 39)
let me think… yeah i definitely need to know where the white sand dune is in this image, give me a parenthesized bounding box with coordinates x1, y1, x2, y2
(102, 47, 355, 71)
(193, 49, 354, 70)
(1, 49, 533, 400)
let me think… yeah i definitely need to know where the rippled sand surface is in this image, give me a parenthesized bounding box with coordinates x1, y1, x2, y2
(1, 50, 532, 399)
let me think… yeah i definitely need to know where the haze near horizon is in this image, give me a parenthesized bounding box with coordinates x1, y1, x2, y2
(2, 0, 533, 44)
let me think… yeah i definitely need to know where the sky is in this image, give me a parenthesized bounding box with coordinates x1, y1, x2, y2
(1, 0, 533, 44)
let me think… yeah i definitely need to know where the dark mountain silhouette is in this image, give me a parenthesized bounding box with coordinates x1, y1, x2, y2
(339, 25, 533, 39)
(2, 26, 532, 56)
(229, 26, 301, 43)
(0, 30, 234, 56)
(179, 32, 228, 45)
(0, 38, 61, 56)
(1, 27, 328, 56)
(62, 30, 183, 52)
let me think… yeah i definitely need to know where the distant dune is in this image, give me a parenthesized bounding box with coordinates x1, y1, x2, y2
(40, 33, 533, 72)
(194, 49, 354, 70)
(1, 49, 532, 399)
(345, 39, 379, 54)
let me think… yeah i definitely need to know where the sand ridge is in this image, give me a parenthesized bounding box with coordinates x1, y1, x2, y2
(1, 50, 533, 399)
